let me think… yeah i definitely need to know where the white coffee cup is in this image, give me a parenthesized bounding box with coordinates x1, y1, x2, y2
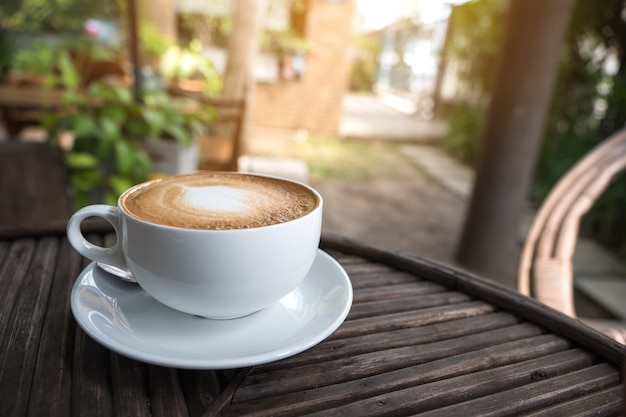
(66, 172, 322, 319)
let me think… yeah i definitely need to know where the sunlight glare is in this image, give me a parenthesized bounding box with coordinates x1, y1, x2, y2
(357, 0, 470, 32)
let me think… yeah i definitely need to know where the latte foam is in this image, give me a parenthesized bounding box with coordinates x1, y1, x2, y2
(121, 173, 319, 230)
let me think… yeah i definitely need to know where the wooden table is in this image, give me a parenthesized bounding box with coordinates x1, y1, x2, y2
(1, 227, 624, 416)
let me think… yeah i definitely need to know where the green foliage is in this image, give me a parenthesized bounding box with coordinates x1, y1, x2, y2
(443, 0, 507, 98)
(160, 41, 223, 96)
(178, 7, 309, 55)
(11, 42, 57, 74)
(10, 37, 117, 80)
(42, 52, 216, 207)
(261, 30, 309, 54)
(439, 0, 506, 165)
(0, 31, 15, 78)
(440, 0, 626, 254)
(441, 103, 484, 165)
(140, 21, 173, 64)
(349, 34, 380, 92)
(533, 0, 626, 255)
(1, 0, 117, 32)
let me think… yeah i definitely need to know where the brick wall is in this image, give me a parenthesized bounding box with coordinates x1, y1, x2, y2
(251, 0, 355, 136)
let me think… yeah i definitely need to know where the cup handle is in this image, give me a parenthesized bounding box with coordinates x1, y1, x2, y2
(66, 205, 128, 271)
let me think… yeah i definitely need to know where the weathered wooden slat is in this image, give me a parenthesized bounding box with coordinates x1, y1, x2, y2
(0, 240, 10, 265)
(321, 235, 460, 287)
(146, 366, 189, 417)
(109, 354, 151, 417)
(334, 301, 496, 339)
(235, 322, 547, 402)
(258, 312, 523, 372)
(0, 237, 59, 417)
(27, 238, 81, 417)
(320, 234, 626, 366)
(72, 328, 114, 417)
(349, 291, 471, 320)
(201, 368, 253, 417)
(347, 271, 422, 289)
(301, 350, 597, 417)
(178, 370, 225, 417)
(322, 249, 362, 264)
(70, 236, 115, 417)
(352, 282, 447, 303)
(341, 262, 396, 277)
(0, 239, 36, 343)
(0, 232, 621, 417)
(0, 218, 114, 240)
(520, 384, 623, 417)
(413, 363, 621, 417)
(455, 272, 626, 367)
(221, 337, 577, 417)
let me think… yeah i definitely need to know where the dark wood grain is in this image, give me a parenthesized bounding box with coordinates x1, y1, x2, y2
(302, 351, 603, 417)
(0, 237, 59, 417)
(348, 291, 472, 319)
(27, 238, 81, 417)
(334, 301, 496, 338)
(415, 363, 621, 417)
(0, 232, 623, 416)
(262, 312, 522, 370)
(109, 354, 151, 417)
(321, 233, 626, 366)
(0, 238, 36, 343)
(146, 366, 189, 417)
(521, 385, 623, 417)
(70, 236, 114, 417)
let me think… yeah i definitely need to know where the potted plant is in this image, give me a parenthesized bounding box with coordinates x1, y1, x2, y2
(43, 51, 216, 207)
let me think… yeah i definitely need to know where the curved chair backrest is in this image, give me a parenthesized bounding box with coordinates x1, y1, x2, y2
(518, 127, 626, 318)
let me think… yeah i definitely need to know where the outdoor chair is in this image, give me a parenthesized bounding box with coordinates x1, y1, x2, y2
(0, 141, 72, 234)
(518, 127, 626, 344)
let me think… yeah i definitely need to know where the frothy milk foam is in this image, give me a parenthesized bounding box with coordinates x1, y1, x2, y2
(121, 173, 319, 230)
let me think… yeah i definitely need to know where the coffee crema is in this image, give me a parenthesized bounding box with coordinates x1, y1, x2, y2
(121, 173, 319, 230)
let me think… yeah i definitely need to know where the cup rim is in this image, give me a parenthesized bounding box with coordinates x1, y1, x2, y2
(118, 171, 322, 232)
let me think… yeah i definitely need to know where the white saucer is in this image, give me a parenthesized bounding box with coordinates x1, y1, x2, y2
(71, 250, 353, 369)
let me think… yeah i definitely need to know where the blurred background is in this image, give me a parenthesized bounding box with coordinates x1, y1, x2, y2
(1, 0, 625, 318)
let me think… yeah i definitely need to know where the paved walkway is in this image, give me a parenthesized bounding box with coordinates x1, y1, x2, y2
(339, 93, 447, 142)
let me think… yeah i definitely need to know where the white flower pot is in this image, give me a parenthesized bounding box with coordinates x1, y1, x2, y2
(145, 140, 199, 177)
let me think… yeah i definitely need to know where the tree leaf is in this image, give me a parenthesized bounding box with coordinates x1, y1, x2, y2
(57, 51, 80, 89)
(109, 175, 133, 196)
(66, 152, 98, 169)
(100, 115, 121, 141)
(70, 113, 99, 138)
(115, 140, 134, 175)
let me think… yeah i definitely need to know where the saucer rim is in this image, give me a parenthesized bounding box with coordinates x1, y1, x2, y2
(70, 249, 353, 369)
